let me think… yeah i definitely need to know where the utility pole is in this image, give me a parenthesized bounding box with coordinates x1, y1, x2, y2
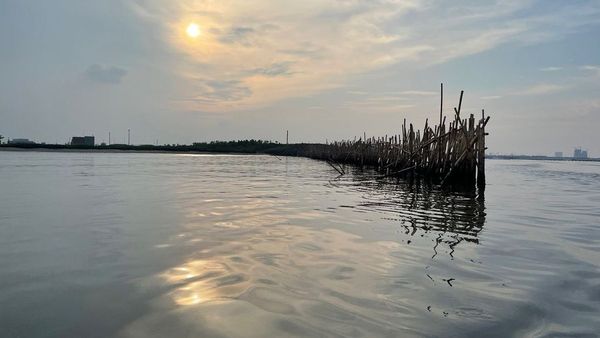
(128, 129, 130, 145)
(286, 130, 289, 145)
(108, 132, 111, 145)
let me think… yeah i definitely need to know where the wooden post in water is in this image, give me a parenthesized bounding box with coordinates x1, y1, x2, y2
(438, 83, 444, 174)
(477, 109, 486, 190)
(439, 83, 443, 129)
(468, 114, 476, 184)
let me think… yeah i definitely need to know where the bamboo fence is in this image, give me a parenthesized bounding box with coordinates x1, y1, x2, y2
(305, 86, 490, 189)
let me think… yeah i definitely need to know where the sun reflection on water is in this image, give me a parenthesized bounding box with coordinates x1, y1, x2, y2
(122, 159, 491, 337)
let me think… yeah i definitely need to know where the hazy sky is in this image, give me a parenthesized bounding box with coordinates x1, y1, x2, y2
(1, 0, 599, 155)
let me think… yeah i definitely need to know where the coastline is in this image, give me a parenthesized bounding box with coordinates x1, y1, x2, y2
(0, 141, 309, 156)
(486, 154, 600, 162)
(1, 145, 598, 162)
(0, 146, 261, 155)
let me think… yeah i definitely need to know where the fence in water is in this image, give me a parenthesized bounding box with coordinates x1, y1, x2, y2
(304, 86, 490, 189)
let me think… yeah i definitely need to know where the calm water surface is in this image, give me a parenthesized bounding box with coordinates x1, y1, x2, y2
(1, 151, 599, 337)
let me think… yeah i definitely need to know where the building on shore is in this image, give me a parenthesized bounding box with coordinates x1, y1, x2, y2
(573, 148, 588, 159)
(8, 138, 35, 145)
(71, 136, 95, 146)
(554, 152, 563, 158)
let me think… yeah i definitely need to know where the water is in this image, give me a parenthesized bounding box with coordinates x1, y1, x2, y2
(1, 151, 599, 337)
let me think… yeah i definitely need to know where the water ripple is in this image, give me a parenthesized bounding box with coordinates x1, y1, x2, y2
(1, 152, 599, 337)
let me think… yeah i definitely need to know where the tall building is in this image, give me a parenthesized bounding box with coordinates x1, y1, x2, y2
(71, 136, 95, 146)
(573, 148, 588, 159)
(554, 152, 563, 158)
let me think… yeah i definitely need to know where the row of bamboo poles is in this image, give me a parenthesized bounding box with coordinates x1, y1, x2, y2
(305, 85, 490, 189)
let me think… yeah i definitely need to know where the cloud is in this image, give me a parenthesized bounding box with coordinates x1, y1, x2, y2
(344, 99, 416, 112)
(580, 65, 600, 75)
(341, 91, 428, 113)
(177, 80, 252, 110)
(399, 90, 437, 96)
(205, 80, 250, 99)
(581, 65, 600, 71)
(248, 62, 294, 77)
(347, 90, 368, 96)
(84, 64, 127, 84)
(217, 26, 255, 45)
(131, 0, 600, 111)
(540, 66, 562, 72)
(517, 84, 569, 96)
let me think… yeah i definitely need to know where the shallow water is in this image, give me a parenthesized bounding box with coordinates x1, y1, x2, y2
(0, 151, 599, 337)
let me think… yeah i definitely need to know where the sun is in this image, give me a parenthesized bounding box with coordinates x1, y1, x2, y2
(186, 23, 201, 38)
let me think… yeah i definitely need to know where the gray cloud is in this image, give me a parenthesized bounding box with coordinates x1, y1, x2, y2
(216, 24, 279, 46)
(190, 80, 252, 103)
(85, 64, 127, 84)
(219, 26, 255, 45)
(540, 66, 563, 72)
(249, 62, 294, 77)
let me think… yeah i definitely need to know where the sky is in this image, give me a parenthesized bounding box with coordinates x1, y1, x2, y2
(1, 0, 599, 156)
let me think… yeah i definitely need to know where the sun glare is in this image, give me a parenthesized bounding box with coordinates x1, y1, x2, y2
(186, 23, 201, 38)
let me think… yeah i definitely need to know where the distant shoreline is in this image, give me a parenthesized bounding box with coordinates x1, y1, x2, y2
(486, 155, 600, 162)
(1, 144, 598, 162)
(0, 147, 253, 155)
(0, 142, 310, 157)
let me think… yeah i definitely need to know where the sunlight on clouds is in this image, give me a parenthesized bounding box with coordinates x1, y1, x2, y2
(130, 0, 600, 113)
(186, 23, 201, 38)
(517, 84, 570, 96)
(132, 0, 429, 112)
